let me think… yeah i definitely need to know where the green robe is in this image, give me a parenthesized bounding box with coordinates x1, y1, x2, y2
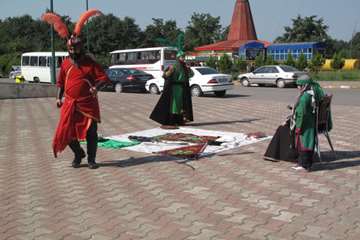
(171, 63, 185, 114)
(295, 92, 316, 151)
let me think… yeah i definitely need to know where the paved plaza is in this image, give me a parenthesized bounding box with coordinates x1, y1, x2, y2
(1, 91, 360, 240)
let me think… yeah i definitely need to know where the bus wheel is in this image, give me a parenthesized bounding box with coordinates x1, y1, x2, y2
(115, 83, 123, 93)
(34, 77, 40, 83)
(149, 84, 159, 94)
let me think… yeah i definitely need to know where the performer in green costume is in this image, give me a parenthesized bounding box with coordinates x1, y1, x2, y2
(150, 34, 193, 129)
(293, 75, 332, 171)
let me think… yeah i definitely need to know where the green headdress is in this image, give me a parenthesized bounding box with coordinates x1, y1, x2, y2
(156, 32, 185, 58)
(296, 75, 324, 102)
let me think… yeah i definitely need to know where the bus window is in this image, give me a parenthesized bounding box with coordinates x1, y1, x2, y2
(140, 50, 160, 64)
(164, 50, 177, 60)
(39, 56, 47, 67)
(22, 56, 30, 66)
(30, 56, 38, 66)
(127, 52, 139, 64)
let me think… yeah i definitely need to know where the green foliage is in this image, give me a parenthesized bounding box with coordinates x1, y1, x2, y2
(275, 15, 330, 43)
(232, 58, 247, 72)
(309, 53, 325, 73)
(264, 57, 277, 65)
(88, 15, 143, 58)
(284, 53, 296, 67)
(218, 54, 232, 74)
(254, 53, 265, 68)
(205, 56, 218, 70)
(184, 13, 222, 51)
(142, 18, 182, 48)
(296, 53, 308, 71)
(331, 52, 345, 70)
(0, 53, 21, 74)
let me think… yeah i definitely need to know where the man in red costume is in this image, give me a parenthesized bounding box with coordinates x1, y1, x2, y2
(42, 9, 109, 169)
(52, 36, 110, 169)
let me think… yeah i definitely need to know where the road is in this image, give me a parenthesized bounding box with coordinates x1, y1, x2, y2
(227, 85, 360, 106)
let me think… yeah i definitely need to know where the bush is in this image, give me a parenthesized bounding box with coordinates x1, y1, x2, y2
(254, 53, 265, 68)
(218, 54, 232, 74)
(205, 56, 218, 70)
(296, 53, 308, 71)
(284, 53, 296, 67)
(331, 52, 345, 70)
(232, 58, 247, 72)
(309, 53, 325, 73)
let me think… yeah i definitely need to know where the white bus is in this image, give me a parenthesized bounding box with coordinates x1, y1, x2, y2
(109, 47, 178, 80)
(21, 52, 68, 83)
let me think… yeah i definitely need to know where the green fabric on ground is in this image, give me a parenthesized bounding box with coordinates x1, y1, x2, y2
(81, 138, 140, 149)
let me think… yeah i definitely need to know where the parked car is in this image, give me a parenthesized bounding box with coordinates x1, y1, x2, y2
(238, 65, 308, 88)
(104, 68, 154, 93)
(9, 65, 21, 79)
(145, 66, 233, 97)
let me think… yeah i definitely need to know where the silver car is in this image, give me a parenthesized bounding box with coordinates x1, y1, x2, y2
(238, 65, 308, 88)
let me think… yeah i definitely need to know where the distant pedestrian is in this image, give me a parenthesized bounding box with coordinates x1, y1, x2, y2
(42, 10, 110, 169)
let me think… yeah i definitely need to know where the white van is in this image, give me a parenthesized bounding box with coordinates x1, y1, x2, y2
(21, 52, 68, 83)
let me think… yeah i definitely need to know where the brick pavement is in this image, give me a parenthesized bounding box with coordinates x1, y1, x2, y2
(0, 92, 359, 240)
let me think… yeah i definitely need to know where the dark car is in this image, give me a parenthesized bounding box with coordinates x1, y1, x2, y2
(105, 68, 154, 93)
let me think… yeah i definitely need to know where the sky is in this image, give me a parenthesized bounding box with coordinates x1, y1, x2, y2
(0, 0, 359, 42)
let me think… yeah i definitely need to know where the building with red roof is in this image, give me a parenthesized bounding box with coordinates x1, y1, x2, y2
(191, 0, 270, 60)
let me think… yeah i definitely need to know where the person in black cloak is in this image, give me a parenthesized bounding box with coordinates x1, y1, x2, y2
(149, 34, 193, 129)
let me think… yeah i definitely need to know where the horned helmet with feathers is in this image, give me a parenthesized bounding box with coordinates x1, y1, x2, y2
(41, 9, 102, 51)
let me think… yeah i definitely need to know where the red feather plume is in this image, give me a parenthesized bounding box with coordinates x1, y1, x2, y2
(73, 9, 102, 36)
(41, 12, 69, 39)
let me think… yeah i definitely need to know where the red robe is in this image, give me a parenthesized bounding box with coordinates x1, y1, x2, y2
(53, 56, 110, 157)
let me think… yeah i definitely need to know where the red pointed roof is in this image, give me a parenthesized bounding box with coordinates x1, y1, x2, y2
(195, 0, 264, 52)
(228, 0, 257, 41)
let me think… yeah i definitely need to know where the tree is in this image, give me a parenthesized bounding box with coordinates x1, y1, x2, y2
(296, 53, 308, 71)
(331, 52, 345, 70)
(205, 56, 218, 70)
(349, 32, 360, 58)
(265, 56, 277, 65)
(142, 18, 182, 48)
(284, 53, 296, 67)
(185, 13, 222, 50)
(218, 54, 232, 74)
(309, 53, 325, 73)
(254, 53, 265, 68)
(88, 14, 143, 66)
(233, 58, 247, 72)
(275, 15, 330, 43)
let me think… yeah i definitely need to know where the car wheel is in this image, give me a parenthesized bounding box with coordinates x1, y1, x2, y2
(214, 90, 226, 97)
(115, 83, 123, 93)
(149, 84, 159, 94)
(241, 78, 250, 87)
(34, 77, 40, 83)
(191, 85, 203, 97)
(276, 79, 285, 88)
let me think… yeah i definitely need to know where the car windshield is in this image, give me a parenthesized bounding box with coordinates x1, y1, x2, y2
(196, 67, 219, 75)
(280, 65, 299, 72)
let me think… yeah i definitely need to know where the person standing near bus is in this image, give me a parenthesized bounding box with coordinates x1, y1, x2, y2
(42, 10, 109, 169)
(150, 50, 193, 129)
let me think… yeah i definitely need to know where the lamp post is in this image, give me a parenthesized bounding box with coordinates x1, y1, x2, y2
(50, 0, 56, 84)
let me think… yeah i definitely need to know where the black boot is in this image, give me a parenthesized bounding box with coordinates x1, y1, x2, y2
(69, 141, 86, 168)
(87, 122, 99, 169)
